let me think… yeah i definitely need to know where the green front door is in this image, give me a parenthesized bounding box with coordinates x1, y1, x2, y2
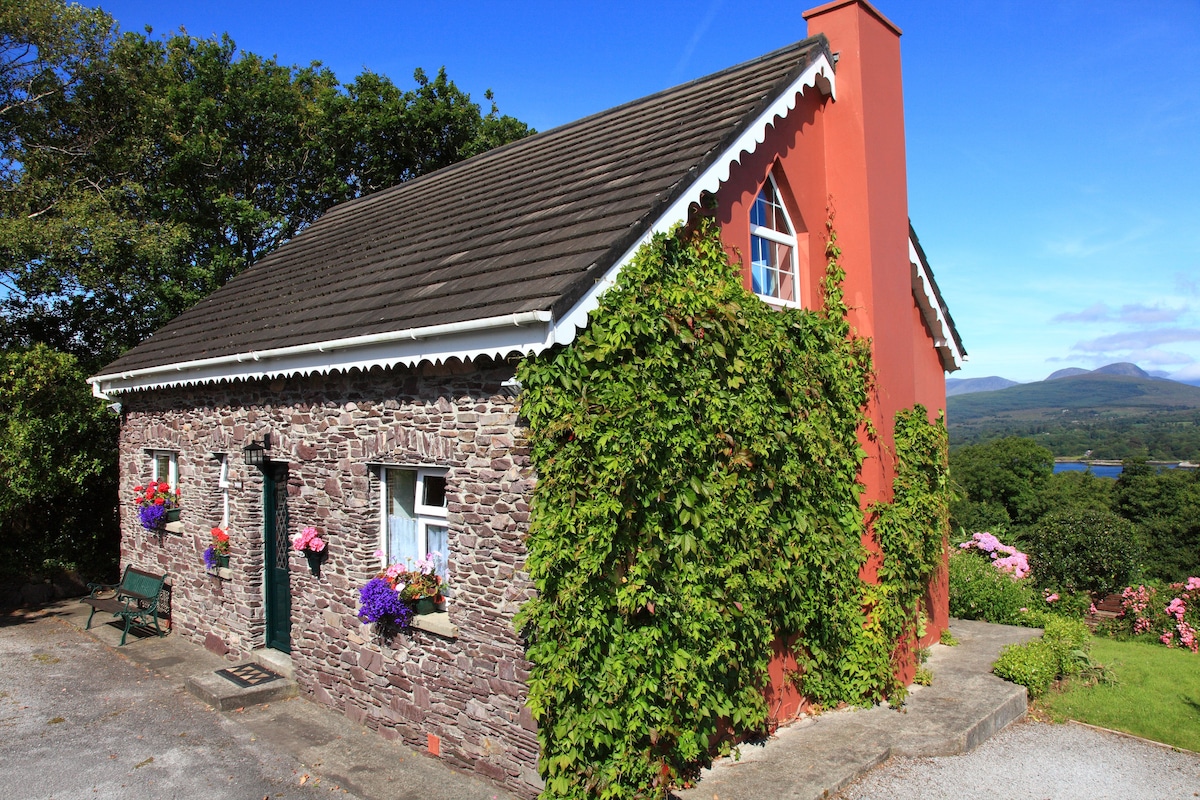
(263, 462, 291, 653)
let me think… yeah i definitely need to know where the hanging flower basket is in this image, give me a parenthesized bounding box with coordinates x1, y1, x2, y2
(134, 483, 180, 531)
(203, 527, 231, 571)
(291, 527, 327, 576)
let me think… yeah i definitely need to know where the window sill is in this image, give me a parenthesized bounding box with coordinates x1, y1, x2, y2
(412, 611, 458, 639)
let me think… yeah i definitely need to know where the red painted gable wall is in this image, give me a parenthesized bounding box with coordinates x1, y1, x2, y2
(713, 0, 951, 711)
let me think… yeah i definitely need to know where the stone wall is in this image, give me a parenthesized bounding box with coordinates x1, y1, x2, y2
(117, 358, 541, 795)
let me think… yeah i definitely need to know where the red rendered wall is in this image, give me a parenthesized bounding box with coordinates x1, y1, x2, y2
(711, 0, 952, 712)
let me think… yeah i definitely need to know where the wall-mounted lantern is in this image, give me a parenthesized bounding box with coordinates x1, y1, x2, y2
(243, 433, 270, 469)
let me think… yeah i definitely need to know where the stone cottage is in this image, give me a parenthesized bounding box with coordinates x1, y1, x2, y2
(88, 1, 964, 795)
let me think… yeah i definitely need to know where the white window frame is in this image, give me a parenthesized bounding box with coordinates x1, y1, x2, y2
(149, 450, 178, 491)
(749, 173, 801, 307)
(379, 466, 449, 578)
(214, 452, 230, 528)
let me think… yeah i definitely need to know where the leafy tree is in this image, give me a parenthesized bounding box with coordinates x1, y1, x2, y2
(0, 344, 117, 579)
(0, 0, 532, 580)
(1023, 507, 1139, 595)
(1114, 460, 1200, 581)
(1037, 469, 1114, 514)
(949, 436, 1053, 528)
(1, 3, 532, 369)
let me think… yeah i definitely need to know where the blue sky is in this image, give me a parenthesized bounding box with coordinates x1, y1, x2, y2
(91, 1, 1200, 384)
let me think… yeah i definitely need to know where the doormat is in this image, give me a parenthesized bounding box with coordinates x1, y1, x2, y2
(215, 663, 281, 688)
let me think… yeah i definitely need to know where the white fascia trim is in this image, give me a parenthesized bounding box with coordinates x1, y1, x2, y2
(547, 53, 836, 348)
(89, 310, 553, 397)
(909, 238, 965, 373)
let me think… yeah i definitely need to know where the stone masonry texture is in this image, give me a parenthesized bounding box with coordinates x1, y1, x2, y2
(116, 358, 542, 796)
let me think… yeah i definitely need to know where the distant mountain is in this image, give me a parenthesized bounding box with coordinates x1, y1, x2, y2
(1092, 362, 1151, 378)
(1046, 367, 1091, 381)
(948, 371, 1200, 426)
(946, 376, 1020, 396)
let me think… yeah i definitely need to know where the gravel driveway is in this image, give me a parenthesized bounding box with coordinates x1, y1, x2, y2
(837, 718, 1200, 800)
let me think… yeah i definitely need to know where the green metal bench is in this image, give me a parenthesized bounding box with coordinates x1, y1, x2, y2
(82, 566, 168, 645)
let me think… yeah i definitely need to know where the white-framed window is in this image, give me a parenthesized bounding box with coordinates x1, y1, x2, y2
(750, 173, 800, 305)
(213, 452, 230, 528)
(381, 466, 449, 579)
(150, 450, 178, 491)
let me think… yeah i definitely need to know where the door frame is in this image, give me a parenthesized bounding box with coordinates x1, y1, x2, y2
(262, 461, 292, 653)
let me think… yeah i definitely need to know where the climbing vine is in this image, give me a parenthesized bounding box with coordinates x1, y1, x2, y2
(515, 215, 943, 798)
(867, 406, 952, 701)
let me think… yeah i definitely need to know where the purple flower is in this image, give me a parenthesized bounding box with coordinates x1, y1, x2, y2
(139, 504, 167, 530)
(203, 546, 218, 570)
(357, 577, 412, 628)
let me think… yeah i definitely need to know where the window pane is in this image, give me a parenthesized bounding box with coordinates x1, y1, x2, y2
(773, 240, 795, 302)
(385, 469, 418, 565)
(154, 453, 170, 483)
(388, 514, 419, 566)
(426, 524, 449, 580)
(751, 191, 768, 227)
(423, 474, 447, 509)
(386, 470, 416, 519)
(751, 235, 775, 296)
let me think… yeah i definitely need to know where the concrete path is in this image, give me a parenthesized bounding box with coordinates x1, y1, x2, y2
(676, 619, 1041, 800)
(1, 599, 515, 800)
(7, 597, 1057, 800)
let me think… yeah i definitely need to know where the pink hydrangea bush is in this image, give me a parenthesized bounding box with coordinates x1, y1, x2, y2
(958, 532, 1031, 580)
(1115, 578, 1200, 653)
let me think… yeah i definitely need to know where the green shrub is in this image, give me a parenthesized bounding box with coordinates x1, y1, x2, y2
(993, 639, 1057, 697)
(1022, 507, 1139, 595)
(993, 617, 1096, 697)
(948, 549, 1035, 625)
(1040, 617, 1092, 677)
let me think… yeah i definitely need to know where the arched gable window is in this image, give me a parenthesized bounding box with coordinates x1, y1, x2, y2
(750, 174, 800, 304)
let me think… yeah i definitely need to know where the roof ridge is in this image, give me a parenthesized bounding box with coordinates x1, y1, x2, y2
(320, 35, 829, 221)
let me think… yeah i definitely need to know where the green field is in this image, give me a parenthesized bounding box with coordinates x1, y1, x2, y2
(1038, 637, 1200, 753)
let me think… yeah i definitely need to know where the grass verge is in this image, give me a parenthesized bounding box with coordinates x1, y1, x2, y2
(1037, 637, 1200, 753)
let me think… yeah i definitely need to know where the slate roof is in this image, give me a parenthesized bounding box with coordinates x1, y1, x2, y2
(97, 36, 834, 378)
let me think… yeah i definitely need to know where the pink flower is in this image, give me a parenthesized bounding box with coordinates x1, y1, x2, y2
(1044, 593, 1059, 603)
(1167, 598, 1187, 621)
(1187, 577, 1200, 592)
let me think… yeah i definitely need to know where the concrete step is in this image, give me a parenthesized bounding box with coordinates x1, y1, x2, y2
(251, 646, 295, 679)
(186, 664, 298, 711)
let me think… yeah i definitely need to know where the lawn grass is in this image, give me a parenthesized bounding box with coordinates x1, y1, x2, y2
(1037, 637, 1200, 752)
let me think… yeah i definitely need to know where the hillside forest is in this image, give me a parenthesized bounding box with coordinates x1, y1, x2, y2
(951, 436, 1200, 583)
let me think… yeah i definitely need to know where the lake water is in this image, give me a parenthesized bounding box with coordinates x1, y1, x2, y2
(1053, 462, 1123, 478)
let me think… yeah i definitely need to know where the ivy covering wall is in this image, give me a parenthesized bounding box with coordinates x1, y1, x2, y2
(515, 217, 948, 799)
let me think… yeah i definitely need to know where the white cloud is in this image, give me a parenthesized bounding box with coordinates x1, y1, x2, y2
(1053, 302, 1109, 323)
(1072, 328, 1200, 352)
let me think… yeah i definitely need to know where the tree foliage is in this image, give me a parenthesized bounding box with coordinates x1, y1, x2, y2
(949, 436, 1053, 531)
(0, 0, 531, 580)
(1023, 507, 1139, 595)
(1114, 461, 1200, 581)
(0, 344, 116, 578)
(0, 1, 532, 369)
